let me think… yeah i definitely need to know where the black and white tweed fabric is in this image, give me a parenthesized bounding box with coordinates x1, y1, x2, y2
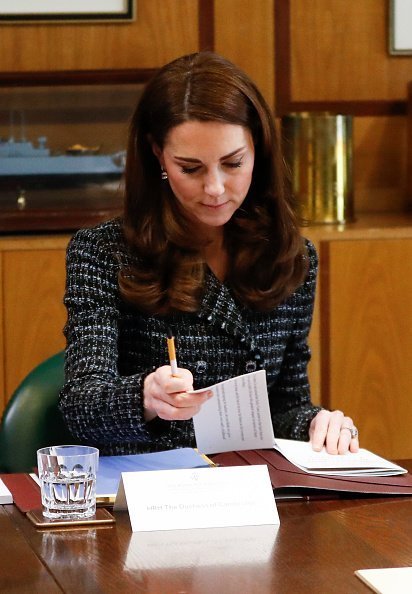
(59, 218, 322, 455)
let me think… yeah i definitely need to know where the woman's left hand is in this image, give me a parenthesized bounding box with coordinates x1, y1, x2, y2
(309, 409, 359, 454)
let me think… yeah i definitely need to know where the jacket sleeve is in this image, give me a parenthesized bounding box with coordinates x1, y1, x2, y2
(269, 240, 322, 440)
(58, 225, 182, 450)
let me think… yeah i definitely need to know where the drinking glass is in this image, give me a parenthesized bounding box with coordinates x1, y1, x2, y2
(37, 445, 99, 520)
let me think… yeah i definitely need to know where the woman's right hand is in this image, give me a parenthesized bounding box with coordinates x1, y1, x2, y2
(143, 365, 212, 422)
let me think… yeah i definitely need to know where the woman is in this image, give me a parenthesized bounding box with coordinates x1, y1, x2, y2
(59, 51, 359, 456)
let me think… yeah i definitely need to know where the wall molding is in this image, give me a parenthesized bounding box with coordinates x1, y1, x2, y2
(198, 0, 214, 51)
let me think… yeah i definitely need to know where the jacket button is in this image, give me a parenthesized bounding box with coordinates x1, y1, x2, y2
(195, 360, 207, 374)
(245, 360, 257, 373)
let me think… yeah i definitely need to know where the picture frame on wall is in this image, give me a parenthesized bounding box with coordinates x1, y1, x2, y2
(0, 0, 135, 23)
(389, 0, 412, 55)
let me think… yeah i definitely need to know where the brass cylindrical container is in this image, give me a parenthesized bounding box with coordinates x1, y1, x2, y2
(281, 112, 354, 224)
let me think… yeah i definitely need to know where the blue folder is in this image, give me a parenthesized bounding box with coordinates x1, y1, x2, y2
(96, 448, 212, 502)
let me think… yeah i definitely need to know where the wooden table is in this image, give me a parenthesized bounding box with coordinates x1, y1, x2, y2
(2, 466, 412, 594)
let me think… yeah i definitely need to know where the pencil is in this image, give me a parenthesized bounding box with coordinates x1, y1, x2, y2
(166, 327, 179, 377)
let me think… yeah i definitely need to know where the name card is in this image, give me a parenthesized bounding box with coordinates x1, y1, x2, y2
(114, 465, 279, 532)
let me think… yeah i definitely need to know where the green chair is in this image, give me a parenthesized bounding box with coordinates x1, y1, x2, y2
(0, 351, 73, 473)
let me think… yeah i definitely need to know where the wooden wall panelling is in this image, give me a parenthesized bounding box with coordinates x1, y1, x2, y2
(0, 0, 199, 73)
(408, 81, 412, 208)
(3, 248, 68, 406)
(276, 0, 410, 115)
(321, 238, 412, 459)
(354, 116, 408, 213)
(214, 0, 275, 109)
(274, 0, 411, 214)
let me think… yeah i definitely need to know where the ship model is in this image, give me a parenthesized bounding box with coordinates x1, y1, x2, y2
(0, 110, 125, 187)
(0, 135, 125, 179)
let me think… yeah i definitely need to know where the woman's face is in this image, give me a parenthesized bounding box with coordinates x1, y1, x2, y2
(154, 120, 255, 237)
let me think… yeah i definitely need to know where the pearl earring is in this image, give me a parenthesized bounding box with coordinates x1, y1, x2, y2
(161, 167, 168, 180)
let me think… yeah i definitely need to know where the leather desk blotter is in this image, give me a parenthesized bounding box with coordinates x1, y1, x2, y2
(211, 449, 412, 498)
(0, 473, 41, 512)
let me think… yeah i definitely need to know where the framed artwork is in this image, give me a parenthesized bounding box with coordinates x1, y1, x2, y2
(0, 0, 135, 23)
(389, 0, 412, 55)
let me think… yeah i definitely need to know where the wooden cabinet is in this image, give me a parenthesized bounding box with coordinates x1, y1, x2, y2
(306, 214, 412, 459)
(0, 235, 71, 416)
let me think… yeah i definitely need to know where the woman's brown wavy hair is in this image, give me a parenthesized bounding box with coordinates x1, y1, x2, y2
(120, 51, 307, 314)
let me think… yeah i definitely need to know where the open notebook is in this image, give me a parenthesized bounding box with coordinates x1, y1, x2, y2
(273, 439, 406, 477)
(211, 449, 412, 499)
(192, 369, 406, 477)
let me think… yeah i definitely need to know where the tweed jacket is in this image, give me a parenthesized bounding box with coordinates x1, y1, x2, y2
(59, 218, 322, 455)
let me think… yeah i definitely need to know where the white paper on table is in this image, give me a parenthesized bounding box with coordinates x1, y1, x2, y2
(0, 478, 13, 504)
(355, 567, 412, 594)
(274, 439, 407, 477)
(115, 464, 279, 532)
(191, 369, 275, 454)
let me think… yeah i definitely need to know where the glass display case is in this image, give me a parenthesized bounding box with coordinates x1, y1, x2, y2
(0, 82, 144, 232)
